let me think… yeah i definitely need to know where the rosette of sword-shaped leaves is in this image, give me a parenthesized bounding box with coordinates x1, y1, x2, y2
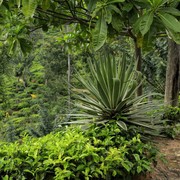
(68, 54, 164, 137)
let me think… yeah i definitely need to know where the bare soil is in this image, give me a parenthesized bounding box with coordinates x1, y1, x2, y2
(139, 136, 180, 180)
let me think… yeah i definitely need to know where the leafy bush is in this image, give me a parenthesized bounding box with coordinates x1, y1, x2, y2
(164, 123, 180, 139)
(162, 106, 180, 138)
(163, 106, 180, 122)
(0, 123, 158, 179)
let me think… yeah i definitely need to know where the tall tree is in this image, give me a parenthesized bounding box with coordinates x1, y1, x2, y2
(165, 40, 180, 106)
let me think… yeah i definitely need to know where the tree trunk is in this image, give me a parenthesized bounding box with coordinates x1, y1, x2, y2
(68, 54, 71, 114)
(164, 39, 180, 107)
(65, 25, 71, 119)
(134, 40, 143, 96)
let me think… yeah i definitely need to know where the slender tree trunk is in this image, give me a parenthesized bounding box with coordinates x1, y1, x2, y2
(68, 54, 71, 114)
(134, 39, 143, 96)
(65, 25, 71, 119)
(164, 39, 180, 107)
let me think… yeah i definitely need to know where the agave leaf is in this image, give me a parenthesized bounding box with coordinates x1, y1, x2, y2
(116, 121, 127, 131)
(115, 100, 127, 112)
(62, 119, 95, 124)
(107, 55, 114, 97)
(75, 94, 104, 110)
(112, 78, 121, 108)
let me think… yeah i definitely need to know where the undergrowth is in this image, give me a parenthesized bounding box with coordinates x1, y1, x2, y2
(0, 122, 158, 180)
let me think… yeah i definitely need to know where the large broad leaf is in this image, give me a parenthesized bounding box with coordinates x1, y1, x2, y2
(22, 0, 37, 18)
(139, 12, 154, 36)
(92, 14, 107, 51)
(162, 7, 180, 16)
(158, 12, 180, 32)
(85, 0, 98, 12)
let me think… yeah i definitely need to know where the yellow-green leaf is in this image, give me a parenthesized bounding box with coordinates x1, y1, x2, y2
(22, 0, 37, 18)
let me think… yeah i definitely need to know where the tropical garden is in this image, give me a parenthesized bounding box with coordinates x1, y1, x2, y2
(0, 0, 180, 179)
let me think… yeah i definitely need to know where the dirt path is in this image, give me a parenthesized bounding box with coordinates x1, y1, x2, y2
(146, 136, 180, 180)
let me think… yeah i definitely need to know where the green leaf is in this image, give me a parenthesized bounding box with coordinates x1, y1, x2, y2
(142, 163, 151, 171)
(158, 12, 180, 32)
(148, 0, 163, 8)
(116, 121, 127, 131)
(122, 161, 131, 172)
(41, 0, 50, 10)
(77, 164, 85, 171)
(111, 14, 123, 32)
(16, 0, 21, 8)
(8, 38, 18, 55)
(107, 0, 125, 4)
(92, 14, 107, 51)
(133, 154, 140, 161)
(0, 0, 3, 6)
(104, 8, 112, 24)
(22, 0, 37, 18)
(18, 38, 33, 55)
(139, 12, 154, 36)
(86, 0, 98, 12)
(162, 7, 180, 16)
(108, 4, 121, 14)
(137, 166, 142, 173)
(122, 3, 133, 12)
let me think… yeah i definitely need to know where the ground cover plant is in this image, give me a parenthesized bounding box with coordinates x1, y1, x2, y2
(0, 122, 159, 180)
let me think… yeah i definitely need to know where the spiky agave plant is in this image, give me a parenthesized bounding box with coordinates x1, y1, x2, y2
(69, 54, 164, 137)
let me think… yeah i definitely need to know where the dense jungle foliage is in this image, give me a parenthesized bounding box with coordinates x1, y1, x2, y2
(0, 31, 179, 179)
(0, 0, 180, 179)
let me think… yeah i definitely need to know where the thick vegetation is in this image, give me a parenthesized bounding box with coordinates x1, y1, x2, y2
(0, 123, 159, 180)
(0, 1, 180, 179)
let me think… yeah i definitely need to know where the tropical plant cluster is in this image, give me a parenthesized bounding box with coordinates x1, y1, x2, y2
(0, 1, 180, 179)
(0, 123, 158, 180)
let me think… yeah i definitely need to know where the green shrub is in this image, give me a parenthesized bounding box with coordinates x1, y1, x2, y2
(163, 106, 180, 122)
(162, 106, 180, 138)
(164, 123, 180, 139)
(0, 123, 158, 179)
(17, 101, 30, 109)
(20, 107, 32, 116)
